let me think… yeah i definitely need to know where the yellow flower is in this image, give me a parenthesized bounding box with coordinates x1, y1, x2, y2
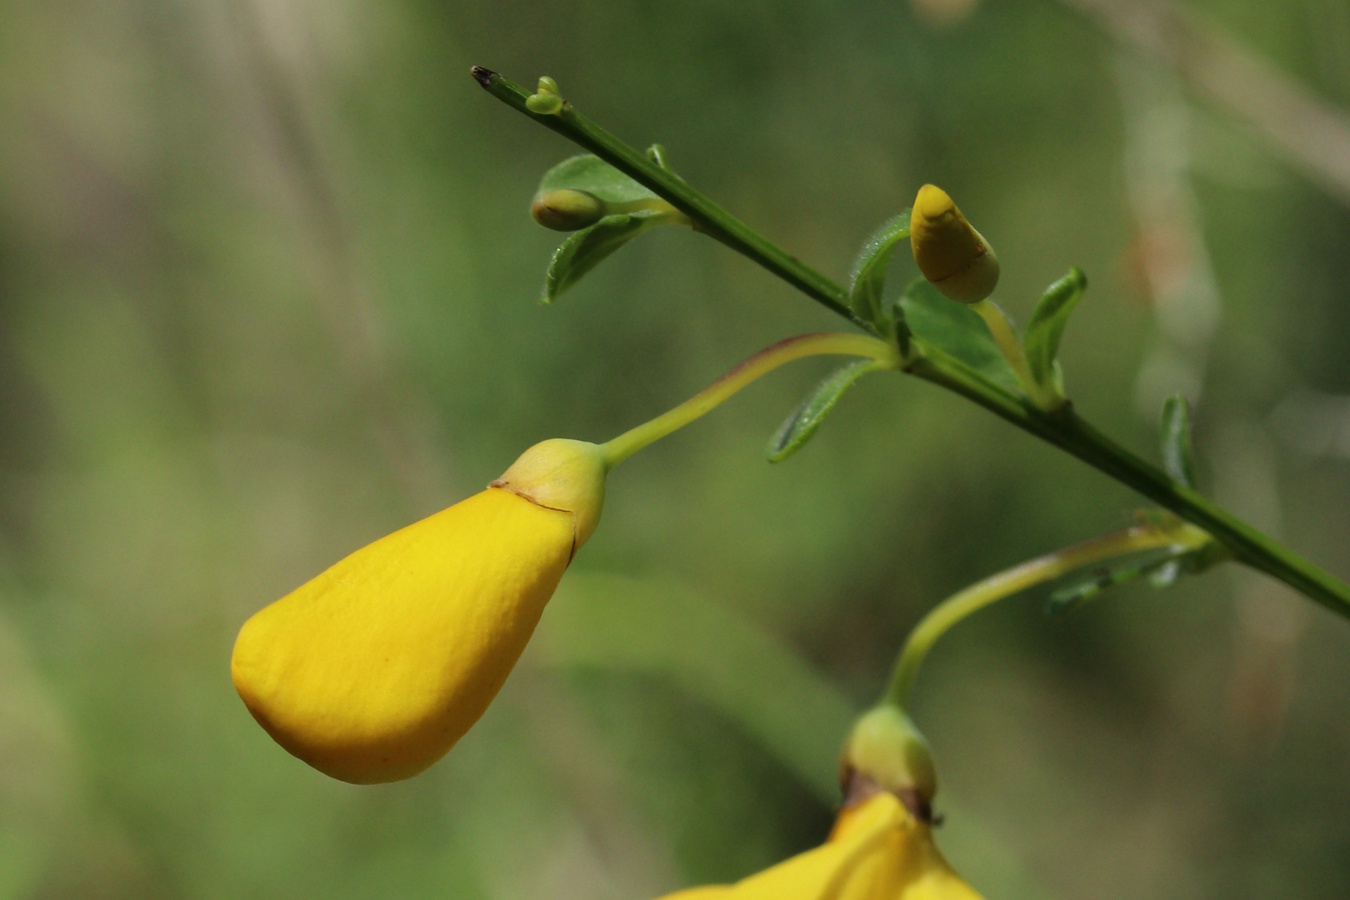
(231, 439, 606, 784)
(909, 184, 1000, 304)
(658, 791, 981, 900)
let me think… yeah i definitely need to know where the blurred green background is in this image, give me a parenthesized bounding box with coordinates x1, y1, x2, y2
(3, 0, 1350, 897)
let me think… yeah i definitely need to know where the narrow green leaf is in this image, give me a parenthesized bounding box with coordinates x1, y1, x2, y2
(1049, 559, 1155, 615)
(537, 154, 659, 204)
(848, 210, 912, 328)
(542, 211, 667, 303)
(1047, 550, 1186, 616)
(1023, 268, 1087, 390)
(1047, 535, 1227, 616)
(1160, 395, 1198, 488)
(767, 358, 886, 462)
(899, 279, 1020, 392)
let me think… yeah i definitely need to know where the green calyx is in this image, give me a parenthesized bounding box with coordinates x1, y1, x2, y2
(841, 706, 937, 819)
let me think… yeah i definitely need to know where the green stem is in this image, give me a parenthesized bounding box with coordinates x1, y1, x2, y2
(907, 348, 1350, 617)
(886, 524, 1205, 708)
(471, 67, 867, 330)
(473, 66, 1350, 621)
(600, 333, 899, 468)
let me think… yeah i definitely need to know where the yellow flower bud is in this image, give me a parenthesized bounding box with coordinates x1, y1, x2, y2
(531, 188, 608, 231)
(910, 184, 1000, 304)
(231, 439, 606, 784)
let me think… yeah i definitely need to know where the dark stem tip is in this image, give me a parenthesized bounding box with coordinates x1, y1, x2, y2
(469, 65, 498, 87)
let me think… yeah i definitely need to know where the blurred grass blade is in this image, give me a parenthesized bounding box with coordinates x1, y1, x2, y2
(1023, 268, 1087, 392)
(537, 153, 660, 203)
(900, 279, 1020, 392)
(1160, 395, 1198, 488)
(538, 573, 856, 803)
(767, 358, 887, 463)
(543, 211, 668, 303)
(848, 210, 912, 333)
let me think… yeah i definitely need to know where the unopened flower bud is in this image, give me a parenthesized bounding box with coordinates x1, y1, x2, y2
(910, 184, 1000, 303)
(531, 189, 608, 231)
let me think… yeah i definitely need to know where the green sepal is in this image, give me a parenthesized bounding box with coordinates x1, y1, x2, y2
(536, 154, 659, 205)
(1024, 267, 1087, 395)
(899, 279, 1020, 393)
(848, 210, 912, 337)
(542, 211, 667, 303)
(767, 358, 887, 462)
(1160, 395, 1198, 489)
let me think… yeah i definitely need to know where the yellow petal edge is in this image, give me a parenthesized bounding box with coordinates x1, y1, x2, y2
(231, 439, 606, 784)
(658, 793, 982, 899)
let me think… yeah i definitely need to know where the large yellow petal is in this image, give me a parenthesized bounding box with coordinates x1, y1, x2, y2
(231, 487, 573, 783)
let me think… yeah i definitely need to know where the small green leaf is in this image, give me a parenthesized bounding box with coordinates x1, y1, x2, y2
(767, 358, 886, 462)
(1047, 535, 1226, 616)
(899, 279, 1020, 392)
(1023, 268, 1087, 391)
(536, 154, 658, 205)
(1047, 551, 1184, 616)
(848, 210, 912, 328)
(1160, 395, 1198, 488)
(542, 211, 667, 303)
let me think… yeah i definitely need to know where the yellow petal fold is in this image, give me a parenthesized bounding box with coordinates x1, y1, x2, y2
(231, 487, 574, 784)
(656, 793, 981, 899)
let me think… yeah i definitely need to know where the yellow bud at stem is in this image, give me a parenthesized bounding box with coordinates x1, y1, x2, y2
(910, 184, 1000, 304)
